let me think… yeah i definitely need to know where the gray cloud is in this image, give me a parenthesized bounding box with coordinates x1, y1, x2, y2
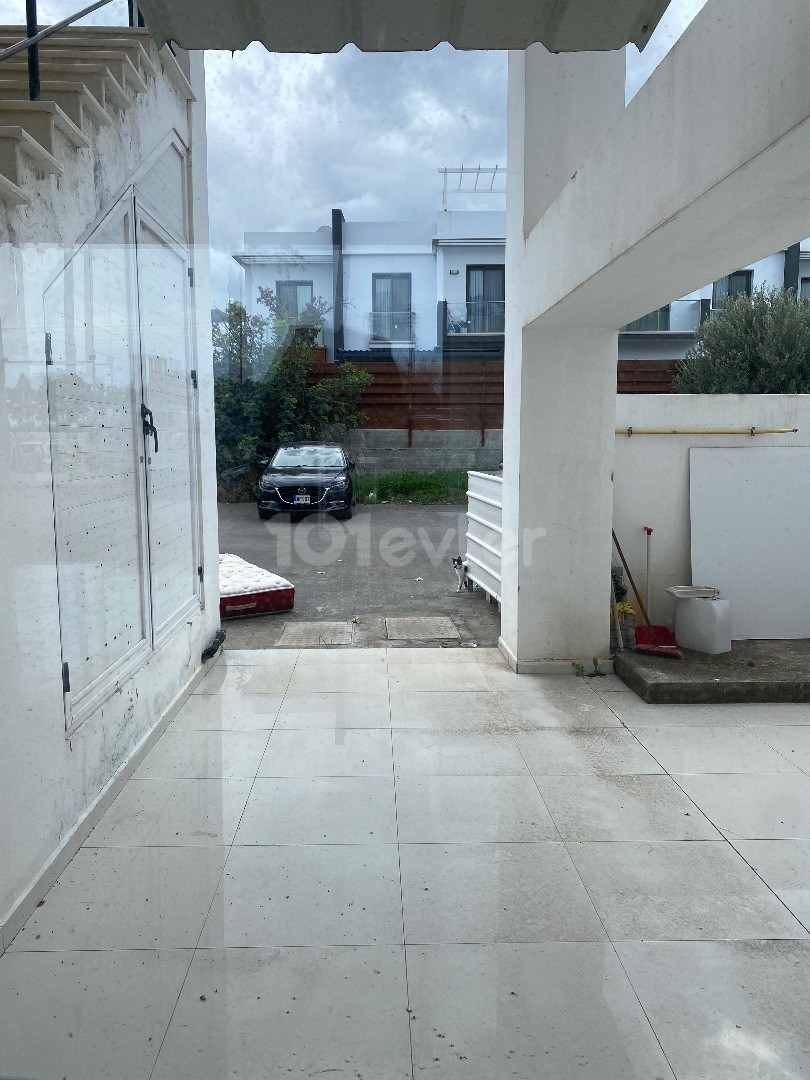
(0, 0, 708, 302)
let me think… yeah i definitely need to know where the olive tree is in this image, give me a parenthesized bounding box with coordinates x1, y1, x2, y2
(674, 287, 810, 393)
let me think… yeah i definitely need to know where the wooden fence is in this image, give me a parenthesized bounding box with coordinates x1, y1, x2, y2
(309, 358, 504, 444)
(308, 356, 679, 442)
(617, 359, 680, 393)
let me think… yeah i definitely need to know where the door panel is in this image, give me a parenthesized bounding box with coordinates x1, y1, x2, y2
(45, 200, 152, 726)
(135, 210, 200, 641)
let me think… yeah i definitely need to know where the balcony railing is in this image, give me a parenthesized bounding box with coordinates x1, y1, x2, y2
(446, 301, 506, 336)
(621, 299, 710, 333)
(369, 311, 415, 343)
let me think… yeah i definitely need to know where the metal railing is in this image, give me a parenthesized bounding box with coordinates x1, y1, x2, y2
(1, 0, 134, 100)
(446, 301, 505, 335)
(369, 310, 415, 343)
(621, 298, 709, 333)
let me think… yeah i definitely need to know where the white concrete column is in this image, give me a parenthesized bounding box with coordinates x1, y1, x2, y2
(500, 45, 625, 672)
(500, 325, 618, 670)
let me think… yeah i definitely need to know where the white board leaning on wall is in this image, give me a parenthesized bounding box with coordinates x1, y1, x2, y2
(689, 446, 810, 640)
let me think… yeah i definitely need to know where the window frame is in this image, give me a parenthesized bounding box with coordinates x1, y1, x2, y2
(466, 263, 506, 334)
(712, 269, 753, 309)
(276, 279, 314, 323)
(371, 272, 413, 343)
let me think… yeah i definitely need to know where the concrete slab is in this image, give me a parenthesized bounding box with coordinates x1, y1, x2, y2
(385, 616, 460, 641)
(278, 622, 353, 646)
(614, 640, 810, 704)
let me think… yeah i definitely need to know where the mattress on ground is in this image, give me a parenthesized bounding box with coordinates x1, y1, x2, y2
(219, 553, 295, 619)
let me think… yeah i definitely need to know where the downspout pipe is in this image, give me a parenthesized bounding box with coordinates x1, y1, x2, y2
(332, 208, 345, 361)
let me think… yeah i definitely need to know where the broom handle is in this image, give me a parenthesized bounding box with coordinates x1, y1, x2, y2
(612, 530, 657, 641)
(611, 579, 624, 651)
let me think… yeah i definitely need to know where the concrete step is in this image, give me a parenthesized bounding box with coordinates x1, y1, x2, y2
(0, 165, 27, 205)
(0, 79, 112, 129)
(0, 28, 160, 81)
(0, 125, 62, 190)
(0, 57, 129, 109)
(0, 48, 147, 95)
(0, 101, 90, 154)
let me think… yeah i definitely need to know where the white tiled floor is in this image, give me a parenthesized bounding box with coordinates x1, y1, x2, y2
(1, 648, 809, 1080)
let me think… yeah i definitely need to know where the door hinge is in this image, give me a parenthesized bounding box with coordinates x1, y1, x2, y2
(187, 266, 195, 287)
(191, 369, 198, 389)
(45, 332, 52, 365)
(62, 661, 70, 694)
(198, 564, 204, 581)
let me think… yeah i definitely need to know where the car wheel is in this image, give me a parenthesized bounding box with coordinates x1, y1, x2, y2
(337, 507, 353, 521)
(258, 508, 275, 520)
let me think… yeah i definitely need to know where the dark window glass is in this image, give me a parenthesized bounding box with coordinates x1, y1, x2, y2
(466, 265, 505, 332)
(372, 273, 412, 341)
(712, 270, 753, 309)
(276, 280, 313, 323)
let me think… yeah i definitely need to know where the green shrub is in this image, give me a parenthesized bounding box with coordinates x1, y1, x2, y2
(674, 287, 810, 393)
(213, 297, 373, 484)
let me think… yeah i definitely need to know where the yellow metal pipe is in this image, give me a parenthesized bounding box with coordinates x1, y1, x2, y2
(616, 427, 798, 437)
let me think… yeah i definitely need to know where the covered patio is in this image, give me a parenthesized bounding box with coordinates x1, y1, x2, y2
(1, 647, 808, 1078)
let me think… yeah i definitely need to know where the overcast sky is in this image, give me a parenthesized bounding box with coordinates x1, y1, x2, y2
(0, 0, 708, 301)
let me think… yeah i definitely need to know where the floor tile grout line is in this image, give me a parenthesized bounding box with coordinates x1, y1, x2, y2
(388, 686, 418, 1080)
(508, 681, 678, 1073)
(619, 723, 810, 935)
(554, 802, 682, 1080)
(744, 723, 809, 776)
(148, 672, 290, 1079)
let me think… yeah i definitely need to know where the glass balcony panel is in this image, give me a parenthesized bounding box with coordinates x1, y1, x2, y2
(446, 300, 506, 335)
(369, 311, 415, 342)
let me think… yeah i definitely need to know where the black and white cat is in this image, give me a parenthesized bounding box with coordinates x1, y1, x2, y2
(452, 556, 469, 592)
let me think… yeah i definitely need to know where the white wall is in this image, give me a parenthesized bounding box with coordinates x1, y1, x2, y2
(441, 244, 506, 305)
(0, 50, 219, 945)
(342, 251, 438, 351)
(613, 395, 810, 631)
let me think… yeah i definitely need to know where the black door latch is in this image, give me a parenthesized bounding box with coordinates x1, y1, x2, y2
(140, 403, 159, 452)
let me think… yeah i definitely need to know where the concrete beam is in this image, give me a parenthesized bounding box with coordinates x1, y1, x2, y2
(523, 0, 810, 331)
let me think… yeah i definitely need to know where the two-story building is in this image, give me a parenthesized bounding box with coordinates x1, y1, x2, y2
(234, 203, 810, 370)
(234, 207, 507, 362)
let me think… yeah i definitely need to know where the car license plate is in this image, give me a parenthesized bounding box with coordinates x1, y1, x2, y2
(293, 494, 310, 505)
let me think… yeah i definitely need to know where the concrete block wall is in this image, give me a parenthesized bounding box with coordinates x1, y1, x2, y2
(342, 428, 503, 474)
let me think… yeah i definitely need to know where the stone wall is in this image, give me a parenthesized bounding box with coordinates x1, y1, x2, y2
(342, 428, 503, 474)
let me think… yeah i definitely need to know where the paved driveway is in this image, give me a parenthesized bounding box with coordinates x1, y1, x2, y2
(217, 502, 501, 648)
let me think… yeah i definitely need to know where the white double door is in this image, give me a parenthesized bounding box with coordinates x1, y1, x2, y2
(45, 192, 201, 727)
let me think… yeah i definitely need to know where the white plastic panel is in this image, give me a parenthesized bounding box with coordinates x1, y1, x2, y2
(136, 212, 200, 640)
(690, 446, 810, 639)
(465, 470, 503, 601)
(45, 202, 151, 724)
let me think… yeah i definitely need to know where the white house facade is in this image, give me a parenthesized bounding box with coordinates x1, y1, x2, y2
(236, 208, 809, 367)
(234, 208, 508, 361)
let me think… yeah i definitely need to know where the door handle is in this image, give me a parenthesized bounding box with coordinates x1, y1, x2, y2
(140, 403, 159, 453)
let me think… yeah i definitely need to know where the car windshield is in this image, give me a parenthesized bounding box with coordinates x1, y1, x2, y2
(271, 446, 344, 469)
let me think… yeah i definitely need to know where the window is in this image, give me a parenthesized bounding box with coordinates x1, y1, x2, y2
(276, 280, 313, 323)
(712, 270, 753, 309)
(372, 273, 412, 342)
(271, 445, 345, 468)
(466, 264, 505, 332)
(800, 278, 810, 301)
(623, 305, 670, 332)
